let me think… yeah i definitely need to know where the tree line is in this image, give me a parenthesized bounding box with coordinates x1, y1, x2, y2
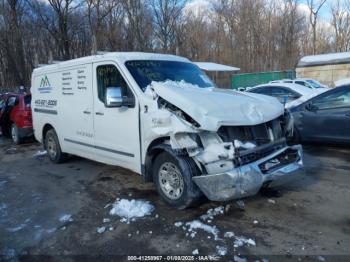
(0, 0, 349, 90)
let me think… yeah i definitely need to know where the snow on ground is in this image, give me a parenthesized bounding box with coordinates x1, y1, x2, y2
(59, 214, 73, 223)
(192, 249, 199, 255)
(216, 245, 227, 256)
(33, 150, 47, 157)
(174, 205, 256, 255)
(185, 220, 220, 240)
(200, 206, 224, 221)
(234, 236, 256, 248)
(97, 226, 106, 234)
(109, 199, 154, 223)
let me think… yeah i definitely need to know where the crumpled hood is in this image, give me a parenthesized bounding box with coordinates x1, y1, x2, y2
(150, 81, 284, 131)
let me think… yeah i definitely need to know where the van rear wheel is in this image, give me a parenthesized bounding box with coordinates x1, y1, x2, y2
(153, 150, 203, 209)
(44, 129, 66, 163)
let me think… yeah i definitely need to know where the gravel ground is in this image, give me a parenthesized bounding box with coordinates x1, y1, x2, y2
(0, 137, 349, 261)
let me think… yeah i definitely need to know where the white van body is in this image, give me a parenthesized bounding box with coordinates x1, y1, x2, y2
(32, 52, 303, 207)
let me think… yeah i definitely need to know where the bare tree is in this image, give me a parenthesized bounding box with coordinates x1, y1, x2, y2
(307, 0, 327, 54)
(151, 0, 185, 52)
(331, 0, 350, 52)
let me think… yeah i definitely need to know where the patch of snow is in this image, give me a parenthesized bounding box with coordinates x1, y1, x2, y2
(224, 231, 235, 238)
(109, 227, 114, 231)
(46, 228, 56, 234)
(234, 236, 256, 248)
(59, 214, 73, 223)
(253, 220, 258, 225)
(192, 249, 199, 255)
(174, 222, 183, 227)
(234, 140, 256, 150)
(317, 256, 326, 261)
(267, 199, 276, 204)
(34, 150, 47, 157)
(216, 245, 227, 256)
(97, 227, 105, 234)
(185, 220, 220, 240)
(149, 231, 153, 234)
(299, 52, 350, 65)
(234, 255, 247, 262)
(102, 218, 110, 223)
(335, 78, 350, 87)
(200, 206, 224, 221)
(109, 199, 154, 223)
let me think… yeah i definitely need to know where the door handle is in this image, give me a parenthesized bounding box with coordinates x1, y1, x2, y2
(83, 111, 91, 115)
(95, 112, 104, 116)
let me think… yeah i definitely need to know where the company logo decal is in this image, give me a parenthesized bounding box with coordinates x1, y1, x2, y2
(38, 75, 52, 93)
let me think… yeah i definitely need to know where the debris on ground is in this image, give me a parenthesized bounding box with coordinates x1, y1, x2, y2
(109, 199, 154, 223)
(59, 214, 73, 223)
(5, 147, 17, 154)
(317, 256, 326, 261)
(102, 218, 110, 223)
(236, 200, 245, 210)
(216, 245, 227, 256)
(253, 220, 259, 224)
(97, 227, 105, 234)
(267, 199, 276, 204)
(192, 249, 199, 255)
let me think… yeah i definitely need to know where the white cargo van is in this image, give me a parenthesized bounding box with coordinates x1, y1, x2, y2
(32, 52, 303, 209)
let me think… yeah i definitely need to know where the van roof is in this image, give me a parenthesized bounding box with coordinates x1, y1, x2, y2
(33, 52, 190, 74)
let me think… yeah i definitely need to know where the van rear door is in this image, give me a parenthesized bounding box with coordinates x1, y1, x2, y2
(92, 62, 141, 172)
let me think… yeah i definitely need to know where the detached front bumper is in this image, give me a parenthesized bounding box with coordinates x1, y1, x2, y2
(192, 144, 303, 201)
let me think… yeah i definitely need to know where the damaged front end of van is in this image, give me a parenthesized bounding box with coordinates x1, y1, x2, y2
(144, 81, 303, 202)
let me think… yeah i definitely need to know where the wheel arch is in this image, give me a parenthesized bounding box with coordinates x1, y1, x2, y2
(42, 123, 55, 146)
(143, 137, 171, 183)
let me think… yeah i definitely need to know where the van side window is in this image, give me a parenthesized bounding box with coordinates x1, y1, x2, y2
(96, 64, 133, 103)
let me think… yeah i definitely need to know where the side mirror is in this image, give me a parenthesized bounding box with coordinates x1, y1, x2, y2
(105, 87, 135, 108)
(105, 87, 123, 107)
(305, 103, 318, 112)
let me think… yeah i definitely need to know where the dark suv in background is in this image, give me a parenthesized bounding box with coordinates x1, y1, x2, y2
(0, 92, 33, 144)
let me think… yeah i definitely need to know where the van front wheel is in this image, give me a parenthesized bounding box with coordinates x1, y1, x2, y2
(153, 151, 203, 209)
(44, 129, 66, 163)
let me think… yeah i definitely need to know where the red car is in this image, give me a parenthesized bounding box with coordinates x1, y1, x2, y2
(0, 92, 33, 144)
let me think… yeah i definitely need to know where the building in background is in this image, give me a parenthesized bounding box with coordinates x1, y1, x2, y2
(194, 62, 240, 89)
(296, 52, 350, 87)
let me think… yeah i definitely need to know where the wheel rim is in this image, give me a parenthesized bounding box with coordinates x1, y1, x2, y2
(11, 125, 17, 143)
(47, 136, 57, 159)
(158, 162, 184, 200)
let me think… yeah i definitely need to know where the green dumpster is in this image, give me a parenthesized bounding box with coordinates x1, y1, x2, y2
(231, 70, 296, 89)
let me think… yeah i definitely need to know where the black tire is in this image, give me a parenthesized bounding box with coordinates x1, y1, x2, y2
(11, 123, 22, 144)
(44, 129, 66, 163)
(153, 150, 203, 209)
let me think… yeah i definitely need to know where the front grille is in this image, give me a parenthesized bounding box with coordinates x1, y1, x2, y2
(218, 116, 287, 167)
(259, 148, 300, 174)
(218, 116, 284, 146)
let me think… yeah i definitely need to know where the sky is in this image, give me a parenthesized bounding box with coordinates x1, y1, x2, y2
(184, 0, 339, 22)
